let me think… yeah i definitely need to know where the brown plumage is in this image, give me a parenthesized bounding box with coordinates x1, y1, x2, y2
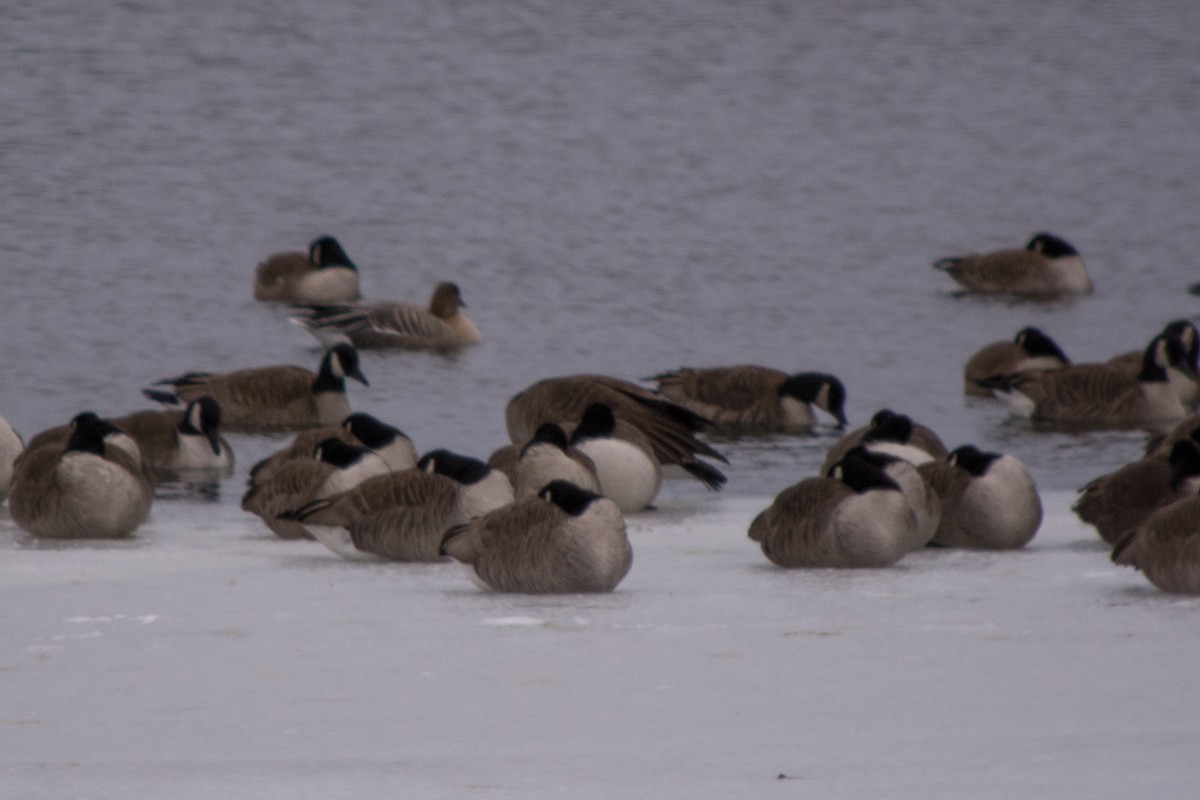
(820, 409, 948, 474)
(108, 397, 233, 481)
(254, 235, 360, 304)
(292, 282, 481, 351)
(1113, 495, 1200, 594)
(933, 232, 1092, 296)
(649, 366, 847, 435)
(962, 327, 1071, 397)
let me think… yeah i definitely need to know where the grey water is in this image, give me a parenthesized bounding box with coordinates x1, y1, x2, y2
(3, 0, 1199, 505)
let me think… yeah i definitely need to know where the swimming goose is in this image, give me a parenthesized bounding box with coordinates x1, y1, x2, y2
(1072, 439, 1200, 545)
(1106, 320, 1199, 407)
(648, 366, 848, 435)
(963, 327, 1071, 397)
(9, 413, 153, 539)
(933, 232, 1093, 296)
(505, 373, 728, 489)
(917, 445, 1042, 549)
(291, 282, 481, 351)
(983, 334, 1190, 432)
(567, 403, 661, 512)
(109, 397, 234, 482)
(1, 416, 25, 503)
(1112, 493, 1200, 594)
(513, 423, 600, 499)
(820, 409, 948, 474)
(440, 480, 633, 593)
(254, 235, 361, 304)
(282, 449, 514, 562)
(748, 454, 919, 568)
(241, 438, 390, 539)
(144, 344, 368, 433)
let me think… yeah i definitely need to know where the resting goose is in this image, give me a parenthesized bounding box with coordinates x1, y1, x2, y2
(933, 232, 1092, 296)
(254, 235, 360, 304)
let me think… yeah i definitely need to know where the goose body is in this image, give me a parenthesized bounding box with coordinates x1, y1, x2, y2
(290, 449, 514, 561)
(649, 366, 847, 435)
(820, 409, 948, 474)
(748, 455, 919, 568)
(513, 423, 600, 499)
(505, 373, 728, 490)
(963, 327, 1070, 397)
(1106, 320, 1199, 407)
(292, 282, 481, 351)
(145, 344, 368, 433)
(986, 334, 1189, 432)
(843, 447, 940, 549)
(567, 404, 661, 513)
(1112, 494, 1200, 594)
(441, 480, 632, 593)
(1073, 439, 1200, 545)
(254, 235, 360, 304)
(1, 416, 24, 503)
(9, 415, 153, 539)
(109, 397, 233, 481)
(917, 445, 1042, 549)
(933, 232, 1092, 296)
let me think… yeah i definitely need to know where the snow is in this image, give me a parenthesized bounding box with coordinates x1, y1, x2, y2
(3, 491, 1198, 798)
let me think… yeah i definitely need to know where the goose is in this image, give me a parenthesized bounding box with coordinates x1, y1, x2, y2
(648, 366, 847, 435)
(1112, 493, 1200, 594)
(8, 413, 153, 539)
(291, 282, 481, 351)
(1106, 320, 1199, 407)
(240, 438, 390, 539)
(108, 397, 233, 482)
(23, 412, 155, 486)
(1143, 412, 1200, 459)
(1073, 439, 1200, 545)
(963, 327, 1071, 397)
(282, 449, 514, 562)
(513, 423, 600, 499)
(933, 232, 1093, 296)
(567, 403, 661, 513)
(820, 409, 948, 474)
(917, 445, 1042, 549)
(253, 235, 360, 304)
(440, 480, 632, 593)
(505, 373, 728, 489)
(841, 447, 940, 549)
(748, 454, 919, 568)
(1, 415, 25, 504)
(144, 344, 368, 433)
(983, 333, 1190, 432)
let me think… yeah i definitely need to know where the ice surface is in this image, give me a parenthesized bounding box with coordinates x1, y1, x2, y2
(2, 491, 1198, 798)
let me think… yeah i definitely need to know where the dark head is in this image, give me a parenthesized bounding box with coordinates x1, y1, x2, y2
(520, 423, 570, 458)
(834, 445, 901, 475)
(64, 413, 108, 456)
(309, 235, 357, 270)
(948, 444, 1001, 477)
(830, 454, 901, 494)
(430, 282, 466, 316)
(863, 409, 914, 445)
(418, 449, 492, 485)
(1138, 334, 1183, 383)
(320, 344, 369, 388)
(1014, 327, 1070, 362)
(570, 403, 617, 445)
(181, 396, 223, 455)
(313, 437, 370, 468)
(342, 412, 402, 449)
(1167, 438, 1200, 489)
(780, 372, 848, 427)
(539, 479, 605, 516)
(1162, 319, 1199, 373)
(1026, 232, 1079, 258)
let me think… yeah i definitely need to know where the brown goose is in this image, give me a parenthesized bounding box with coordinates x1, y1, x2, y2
(933, 232, 1092, 296)
(820, 409, 948, 474)
(917, 445, 1042, 549)
(1112, 494, 1200, 594)
(254, 235, 360, 304)
(963, 327, 1071, 397)
(292, 282, 481, 351)
(109, 397, 233, 482)
(648, 366, 847, 435)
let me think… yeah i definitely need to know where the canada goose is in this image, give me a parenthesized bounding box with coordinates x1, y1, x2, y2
(1, 416, 25, 504)
(963, 327, 1071, 397)
(1073, 439, 1200, 545)
(648, 366, 848, 435)
(9, 413, 153, 539)
(513, 423, 600, 499)
(984, 334, 1190, 432)
(1112, 494, 1200, 594)
(567, 403, 661, 513)
(842, 447, 940, 549)
(144, 344, 368, 433)
(1143, 412, 1200, 459)
(1106, 320, 1199, 407)
(291, 282, 481, 351)
(505, 373, 728, 489)
(917, 445, 1042, 549)
(485, 443, 519, 483)
(241, 438, 390, 539)
(109, 397, 233, 482)
(440, 480, 633, 593)
(22, 412, 155, 486)
(282, 449, 515, 562)
(254, 235, 360, 304)
(820, 409, 948, 474)
(748, 454, 919, 568)
(933, 232, 1093, 296)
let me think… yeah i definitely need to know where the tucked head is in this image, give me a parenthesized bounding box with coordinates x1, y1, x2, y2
(1014, 327, 1070, 362)
(342, 412, 403, 448)
(521, 423, 571, 457)
(830, 454, 901, 493)
(1025, 232, 1079, 258)
(539, 479, 605, 516)
(947, 444, 1001, 477)
(418, 449, 492, 485)
(864, 409, 914, 444)
(309, 235, 356, 270)
(571, 403, 617, 444)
